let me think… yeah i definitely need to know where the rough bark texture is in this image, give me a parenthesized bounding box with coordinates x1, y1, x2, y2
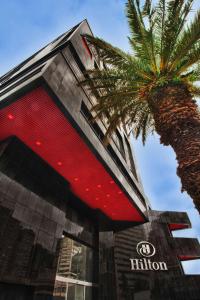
(149, 84, 200, 212)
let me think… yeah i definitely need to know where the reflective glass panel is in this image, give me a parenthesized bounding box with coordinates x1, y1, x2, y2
(67, 284, 84, 300)
(54, 236, 97, 299)
(57, 236, 94, 282)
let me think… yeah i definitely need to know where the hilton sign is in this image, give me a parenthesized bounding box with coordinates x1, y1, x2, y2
(130, 241, 168, 271)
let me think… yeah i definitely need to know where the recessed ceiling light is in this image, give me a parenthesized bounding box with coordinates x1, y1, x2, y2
(35, 141, 42, 146)
(7, 114, 14, 120)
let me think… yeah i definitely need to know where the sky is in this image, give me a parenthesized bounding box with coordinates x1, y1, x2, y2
(0, 0, 199, 274)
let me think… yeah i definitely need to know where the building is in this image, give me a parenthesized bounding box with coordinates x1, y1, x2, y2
(0, 20, 199, 300)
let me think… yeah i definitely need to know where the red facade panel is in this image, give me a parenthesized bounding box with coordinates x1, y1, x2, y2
(0, 87, 144, 222)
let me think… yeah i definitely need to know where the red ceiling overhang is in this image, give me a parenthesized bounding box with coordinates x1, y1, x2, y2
(178, 255, 200, 261)
(0, 87, 145, 222)
(168, 223, 189, 231)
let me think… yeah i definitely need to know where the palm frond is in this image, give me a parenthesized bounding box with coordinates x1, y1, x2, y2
(175, 42, 200, 75)
(154, 0, 166, 66)
(126, 0, 158, 72)
(170, 9, 200, 71)
(80, 0, 199, 145)
(83, 34, 130, 67)
(157, 0, 193, 72)
(131, 103, 153, 144)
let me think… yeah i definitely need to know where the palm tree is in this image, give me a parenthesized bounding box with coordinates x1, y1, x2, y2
(81, 0, 200, 212)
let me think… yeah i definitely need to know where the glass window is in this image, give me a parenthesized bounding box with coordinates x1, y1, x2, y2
(67, 284, 84, 300)
(53, 283, 94, 300)
(85, 286, 94, 299)
(54, 236, 97, 300)
(57, 237, 94, 282)
(112, 130, 125, 159)
(80, 101, 104, 141)
(124, 137, 138, 179)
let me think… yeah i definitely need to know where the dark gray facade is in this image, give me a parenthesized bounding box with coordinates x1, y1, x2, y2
(0, 20, 199, 300)
(114, 210, 200, 300)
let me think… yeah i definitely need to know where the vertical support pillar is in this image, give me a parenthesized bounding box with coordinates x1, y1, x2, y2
(99, 231, 117, 300)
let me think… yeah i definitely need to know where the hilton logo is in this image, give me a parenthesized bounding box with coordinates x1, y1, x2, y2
(130, 241, 168, 271)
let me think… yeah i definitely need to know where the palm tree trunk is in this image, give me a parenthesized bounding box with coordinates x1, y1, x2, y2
(149, 83, 200, 212)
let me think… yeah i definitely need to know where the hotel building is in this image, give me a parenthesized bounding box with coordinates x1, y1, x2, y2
(0, 20, 199, 300)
